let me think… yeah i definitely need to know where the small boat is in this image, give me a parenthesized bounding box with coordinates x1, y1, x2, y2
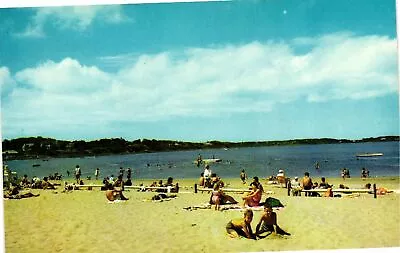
(32, 164, 41, 167)
(193, 158, 222, 165)
(356, 153, 383, 158)
(203, 158, 222, 163)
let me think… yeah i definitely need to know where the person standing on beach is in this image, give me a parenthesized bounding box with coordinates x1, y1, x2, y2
(95, 168, 100, 180)
(75, 165, 81, 183)
(240, 169, 247, 184)
(127, 168, 132, 180)
(204, 165, 212, 187)
(196, 154, 202, 167)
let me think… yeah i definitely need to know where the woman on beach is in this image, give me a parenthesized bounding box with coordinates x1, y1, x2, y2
(209, 182, 238, 210)
(226, 209, 255, 239)
(242, 183, 262, 207)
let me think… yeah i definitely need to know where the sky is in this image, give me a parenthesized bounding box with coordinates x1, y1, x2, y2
(0, 0, 399, 142)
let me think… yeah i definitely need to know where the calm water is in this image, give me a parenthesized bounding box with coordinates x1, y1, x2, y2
(4, 142, 399, 180)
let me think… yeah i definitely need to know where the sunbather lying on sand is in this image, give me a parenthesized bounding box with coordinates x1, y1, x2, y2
(151, 193, 177, 201)
(106, 189, 129, 202)
(4, 187, 40, 199)
(226, 209, 256, 239)
(256, 205, 290, 238)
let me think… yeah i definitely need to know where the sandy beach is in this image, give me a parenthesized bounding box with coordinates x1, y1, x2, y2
(3, 176, 400, 253)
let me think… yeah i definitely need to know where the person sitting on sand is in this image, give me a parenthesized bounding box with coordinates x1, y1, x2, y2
(255, 205, 291, 238)
(20, 174, 30, 188)
(323, 187, 333, 197)
(209, 182, 238, 210)
(226, 209, 255, 239)
(199, 173, 205, 187)
(318, 177, 331, 189)
(125, 178, 133, 186)
(301, 172, 313, 197)
(105, 189, 129, 202)
(250, 176, 264, 193)
(290, 177, 302, 196)
(242, 183, 262, 207)
(165, 177, 179, 193)
(155, 180, 164, 192)
(113, 175, 124, 190)
(42, 177, 55, 190)
(365, 183, 393, 195)
(310, 182, 320, 197)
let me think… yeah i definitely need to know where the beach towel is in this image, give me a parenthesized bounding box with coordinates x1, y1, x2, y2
(220, 205, 264, 211)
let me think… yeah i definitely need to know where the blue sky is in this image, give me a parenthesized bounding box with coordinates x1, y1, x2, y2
(0, 0, 398, 142)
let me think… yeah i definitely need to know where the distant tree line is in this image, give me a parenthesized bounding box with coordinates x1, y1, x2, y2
(2, 135, 399, 161)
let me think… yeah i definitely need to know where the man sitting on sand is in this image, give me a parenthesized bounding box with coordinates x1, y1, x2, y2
(255, 205, 291, 238)
(105, 189, 129, 202)
(226, 209, 255, 239)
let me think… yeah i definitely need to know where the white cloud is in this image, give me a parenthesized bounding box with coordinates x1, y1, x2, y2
(15, 58, 112, 93)
(16, 5, 130, 37)
(1, 33, 398, 138)
(0, 67, 17, 98)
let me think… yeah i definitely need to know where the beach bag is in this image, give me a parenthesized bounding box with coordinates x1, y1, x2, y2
(264, 197, 284, 208)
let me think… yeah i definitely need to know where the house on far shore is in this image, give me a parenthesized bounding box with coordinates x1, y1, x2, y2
(2, 150, 18, 155)
(2, 150, 19, 160)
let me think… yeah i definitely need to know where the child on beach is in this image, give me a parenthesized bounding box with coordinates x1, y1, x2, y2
(226, 209, 255, 239)
(255, 205, 291, 238)
(210, 182, 238, 210)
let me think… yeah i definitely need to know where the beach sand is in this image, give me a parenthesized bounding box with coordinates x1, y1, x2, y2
(3, 177, 400, 253)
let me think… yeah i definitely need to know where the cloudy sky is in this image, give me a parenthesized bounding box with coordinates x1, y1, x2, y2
(0, 0, 398, 142)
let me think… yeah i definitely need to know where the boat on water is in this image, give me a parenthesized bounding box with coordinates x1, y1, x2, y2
(356, 153, 384, 158)
(32, 164, 41, 167)
(193, 158, 222, 165)
(203, 158, 222, 163)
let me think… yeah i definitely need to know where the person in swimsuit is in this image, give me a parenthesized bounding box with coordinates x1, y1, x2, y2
(105, 189, 129, 202)
(301, 172, 313, 196)
(242, 183, 262, 207)
(209, 182, 238, 210)
(226, 209, 255, 239)
(256, 205, 291, 238)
